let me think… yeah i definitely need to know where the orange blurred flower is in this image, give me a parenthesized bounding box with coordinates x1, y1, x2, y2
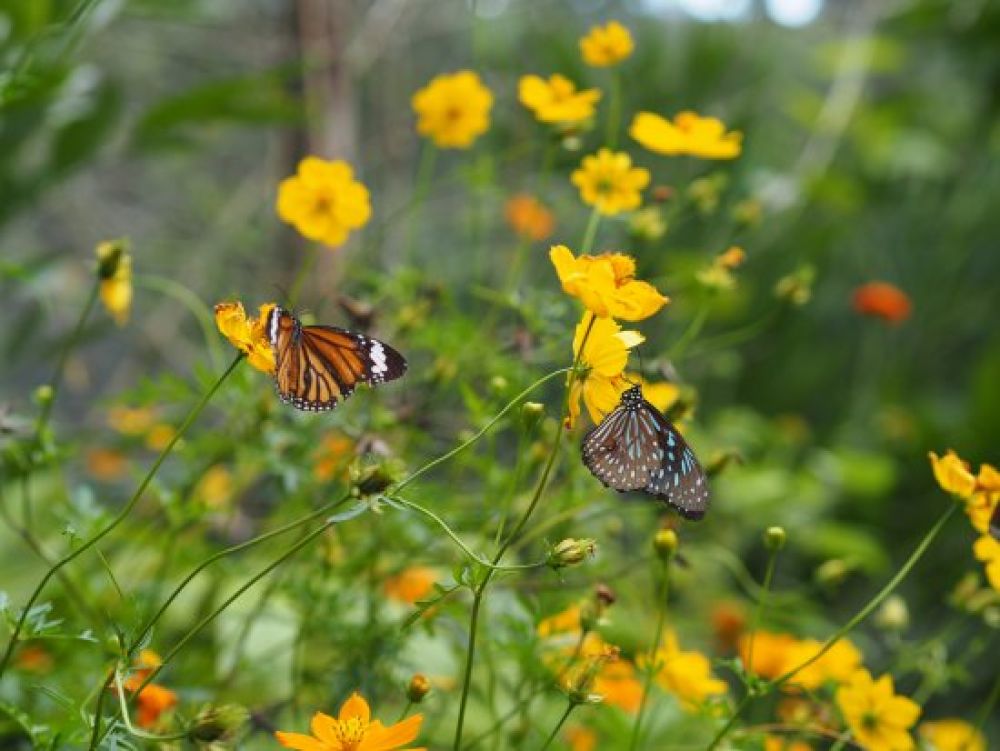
(710, 600, 746, 652)
(14, 645, 53, 673)
(121, 650, 177, 729)
(194, 465, 234, 509)
(739, 631, 798, 679)
(313, 432, 356, 482)
(852, 282, 911, 324)
(505, 194, 555, 241)
(784, 637, 862, 690)
(107, 406, 157, 435)
(565, 726, 597, 751)
(383, 567, 437, 605)
(145, 423, 175, 452)
(765, 736, 812, 751)
(537, 604, 583, 638)
(86, 448, 128, 481)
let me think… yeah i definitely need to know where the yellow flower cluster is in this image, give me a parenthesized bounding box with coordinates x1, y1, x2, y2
(519, 74, 601, 125)
(631, 111, 743, 159)
(740, 631, 862, 690)
(412, 70, 493, 149)
(929, 450, 1000, 591)
(276, 157, 371, 248)
(213, 301, 276, 374)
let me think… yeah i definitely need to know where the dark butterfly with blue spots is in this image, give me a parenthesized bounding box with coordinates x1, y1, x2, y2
(581, 384, 710, 520)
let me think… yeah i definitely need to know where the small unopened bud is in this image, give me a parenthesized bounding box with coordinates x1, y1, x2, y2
(653, 529, 678, 561)
(764, 526, 786, 551)
(188, 704, 249, 743)
(983, 605, 1000, 629)
(520, 402, 545, 432)
(652, 185, 675, 203)
(33, 385, 54, 406)
(95, 239, 128, 280)
(594, 584, 616, 608)
(815, 558, 851, 588)
(407, 674, 431, 703)
(949, 572, 981, 609)
(490, 375, 508, 394)
(774, 265, 815, 307)
(874, 595, 909, 632)
(349, 458, 404, 498)
(548, 538, 597, 570)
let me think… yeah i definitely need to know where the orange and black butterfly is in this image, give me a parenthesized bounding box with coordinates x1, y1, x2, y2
(267, 306, 407, 411)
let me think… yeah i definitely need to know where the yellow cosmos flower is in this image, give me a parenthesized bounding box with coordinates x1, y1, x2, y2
(537, 604, 583, 638)
(835, 669, 920, 751)
(579, 21, 634, 67)
(630, 111, 742, 159)
(277, 157, 371, 248)
(739, 631, 798, 679)
(96, 240, 133, 326)
(214, 301, 276, 374)
(505, 194, 555, 241)
(519, 74, 601, 124)
(784, 637, 863, 690)
(567, 314, 643, 428)
(383, 567, 437, 605)
(624, 374, 679, 414)
(549, 245, 668, 321)
(411, 70, 492, 149)
(929, 450, 976, 499)
(571, 149, 650, 215)
(973, 534, 1000, 591)
(918, 718, 986, 751)
(929, 451, 1000, 535)
(194, 465, 233, 510)
(565, 726, 597, 751)
(275, 692, 424, 751)
(638, 630, 728, 711)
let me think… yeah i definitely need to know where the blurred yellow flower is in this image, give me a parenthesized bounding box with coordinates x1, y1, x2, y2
(145, 424, 175, 452)
(579, 21, 634, 67)
(383, 566, 437, 605)
(765, 737, 812, 751)
(929, 450, 976, 499)
(591, 653, 642, 713)
(275, 693, 423, 751)
(567, 314, 643, 428)
(739, 630, 798, 679)
(624, 373, 679, 414)
(107, 406, 157, 435)
(214, 301, 276, 374)
(96, 240, 132, 326)
(277, 157, 371, 248)
(784, 637, 862, 690)
(836, 669, 920, 751)
(918, 718, 986, 751)
(973, 534, 1000, 591)
(194, 465, 233, 510)
(86, 448, 127, 481)
(505, 194, 555, 241)
(313, 432, 355, 482)
(718, 245, 746, 269)
(638, 630, 728, 711)
(968, 462, 999, 534)
(412, 70, 492, 149)
(565, 726, 597, 751)
(549, 246, 668, 321)
(630, 111, 742, 159)
(571, 149, 650, 215)
(519, 74, 601, 124)
(537, 604, 582, 637)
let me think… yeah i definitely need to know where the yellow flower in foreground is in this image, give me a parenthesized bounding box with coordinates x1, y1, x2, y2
(519, 74, 601, 124)
(784, 637, 862, 690)
(383, 567, 437, 605)
(277, 157, 371, 248)
(412, 70, 492, 149)
(739, 631, 798, 679)
(96, 240, 133, 326)
(571, 149, 650, 215)
(549, 245, 668, 321)
(276, 693, 424, 751)
(214, 301, 276, 374)
(567, 315, 643, 428)
(630, 111, 742, 159)
(580, 21, 634, 67)
(918, 718, 986, 751)
(638, 630, 727, 711)
(929, 450, 976, 499)
(973, 534, 1000, 591)
(505, 194, 555, 241)
(836, 669, 919, 751)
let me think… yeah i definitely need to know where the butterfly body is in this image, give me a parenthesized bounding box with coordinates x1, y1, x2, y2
(268, 306, 407, 412)
(582, 385, 710, 520)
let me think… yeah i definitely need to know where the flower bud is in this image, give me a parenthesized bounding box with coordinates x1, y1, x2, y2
(874, 595, 909, 632)
(653, 529, 678, 561)
(774, 265, 815, 307)
(407, 673, 431, 703)
(763, 526, 786, 551)
(349, 457, 405, 498)
(982, 605, 1000, 629)
(628, 207, 667, 241)
(95, 239, 129, 280)
(33, 385, 54, 407)
(548, 538, 597, 570)
(652, 185, 675, 203)
(815, 558, 851, 588)
(594, 583, 616, 608)
(490, 375, 508, 394)
(188, 704, 249, 743)
(520, 401, 545, 432)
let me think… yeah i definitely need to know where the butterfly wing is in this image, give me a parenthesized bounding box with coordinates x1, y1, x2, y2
(270, 308, 407, 412)
(641, 401, 710, 520)
(581, 404, 664, 492)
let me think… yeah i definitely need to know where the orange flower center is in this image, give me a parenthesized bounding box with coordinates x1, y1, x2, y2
(444, 106, 462, 122)
(334, 717, 368, 749)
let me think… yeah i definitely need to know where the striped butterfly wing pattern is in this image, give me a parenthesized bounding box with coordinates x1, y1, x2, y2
(581, 385, 710, 520)
(268, 306, 407, 412)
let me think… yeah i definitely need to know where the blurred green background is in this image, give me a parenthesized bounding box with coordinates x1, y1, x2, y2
(2, 0, 999, 747)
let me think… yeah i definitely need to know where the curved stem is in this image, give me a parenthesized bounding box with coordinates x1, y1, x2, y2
(134, 274, 223, 370)
(0, 355, 244, 680)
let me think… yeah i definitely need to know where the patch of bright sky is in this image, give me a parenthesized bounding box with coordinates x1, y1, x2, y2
(637, 0, 824, 26)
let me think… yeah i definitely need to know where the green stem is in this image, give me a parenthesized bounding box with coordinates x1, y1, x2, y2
(0, 355, 243, 681)
(580, 207, 601, 255)
(971, 669, 1000, 747)
(287, 243, 319, 307)
(539, 702, 576, 751)
(134, 274, 223, 371)
(629, 560, 670, 751)
(669, 303, 710, 361)
(605, 71, 622, 149)
(406, 142, 438, 265)
(744, 540, 781, 684)
(112, 670, 188, 742)
(453, 588, 486, 750)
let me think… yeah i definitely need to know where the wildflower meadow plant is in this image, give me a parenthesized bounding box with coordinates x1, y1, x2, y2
(2, 7, 998, 751)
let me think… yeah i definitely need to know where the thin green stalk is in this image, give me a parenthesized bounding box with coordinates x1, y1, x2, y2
(706, 503, 958, 751)
(971, 669, 1000, 748)
(112, 670, 188, 742)
(629, 559, 670, 751)
(134, 274, 223, 370)
(580, 207, 601, 255)
(743, 539, 781, 685)
(406, 142, 438, 264)
(0, 354, 244, 680)
(287, 243, 319, 307)
(669, 303, 710, 361)
(605, 70, 622, 148)
(539, 702, 576, 751)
